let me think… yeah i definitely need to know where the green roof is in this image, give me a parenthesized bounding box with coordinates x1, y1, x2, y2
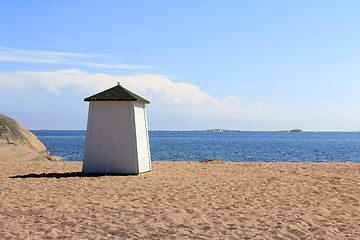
(84, 84, 150, 103)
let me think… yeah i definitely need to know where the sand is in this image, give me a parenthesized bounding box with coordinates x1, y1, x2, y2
(0, 161, 359, 240)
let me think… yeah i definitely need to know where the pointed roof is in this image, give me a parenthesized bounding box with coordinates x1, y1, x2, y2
(84, 83, 150, 104)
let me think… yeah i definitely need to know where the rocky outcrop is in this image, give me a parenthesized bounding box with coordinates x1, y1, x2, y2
(0, 114, 62, 162)
(204, 158, 223, 164)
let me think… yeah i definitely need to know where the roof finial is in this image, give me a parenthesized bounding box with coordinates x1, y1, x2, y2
(117, 82, 120, 86)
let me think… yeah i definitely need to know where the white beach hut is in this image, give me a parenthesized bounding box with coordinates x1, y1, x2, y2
(82, 83, 151, 174)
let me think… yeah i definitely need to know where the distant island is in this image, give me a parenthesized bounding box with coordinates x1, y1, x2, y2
(276, 129, 303, 132)
(192, 129, 241, 132)
(149, 129, 241, 132)
(150, 129, 303, 132)
(192, 129, 303, 132)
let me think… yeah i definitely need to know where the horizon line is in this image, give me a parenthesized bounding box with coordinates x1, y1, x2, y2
(30, 129, 360, 132)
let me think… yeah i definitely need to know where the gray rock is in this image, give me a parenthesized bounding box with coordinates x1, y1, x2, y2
(0, 114, 63, 162)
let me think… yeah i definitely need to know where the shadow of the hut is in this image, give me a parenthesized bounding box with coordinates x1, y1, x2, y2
(9, 172, 134, 179)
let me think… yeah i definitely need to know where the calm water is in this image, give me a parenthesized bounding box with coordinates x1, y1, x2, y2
(31, 130, 360, 163)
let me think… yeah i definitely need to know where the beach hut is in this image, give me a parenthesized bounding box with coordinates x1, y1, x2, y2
(82, 83, 151, 174)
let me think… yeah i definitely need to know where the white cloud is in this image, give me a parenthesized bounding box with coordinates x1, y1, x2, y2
(0, 69, 275, 124)
(0, 46, 154, 70)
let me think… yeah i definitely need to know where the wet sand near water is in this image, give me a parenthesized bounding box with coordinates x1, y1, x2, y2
(0, 161, 359, 239)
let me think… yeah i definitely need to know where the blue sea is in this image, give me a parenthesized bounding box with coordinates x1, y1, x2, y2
(31, 130, 360, 163)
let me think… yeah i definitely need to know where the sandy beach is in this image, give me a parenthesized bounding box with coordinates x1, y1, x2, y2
(0, 161, 359, 239)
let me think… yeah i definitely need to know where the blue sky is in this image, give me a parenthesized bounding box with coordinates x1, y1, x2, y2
(0, 1, 359, 130)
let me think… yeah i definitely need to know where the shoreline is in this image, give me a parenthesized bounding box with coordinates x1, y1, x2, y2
(1, 161, 359, 239)
(45, 159, 360, 163)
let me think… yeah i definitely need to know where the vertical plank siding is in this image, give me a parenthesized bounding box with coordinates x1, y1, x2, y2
(134, 102, 152, 173)
(82, 101, 151, 174)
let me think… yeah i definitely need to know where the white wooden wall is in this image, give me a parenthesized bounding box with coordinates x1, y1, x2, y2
(83, 101, 149, 174)
(134, 102, 152, 173)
